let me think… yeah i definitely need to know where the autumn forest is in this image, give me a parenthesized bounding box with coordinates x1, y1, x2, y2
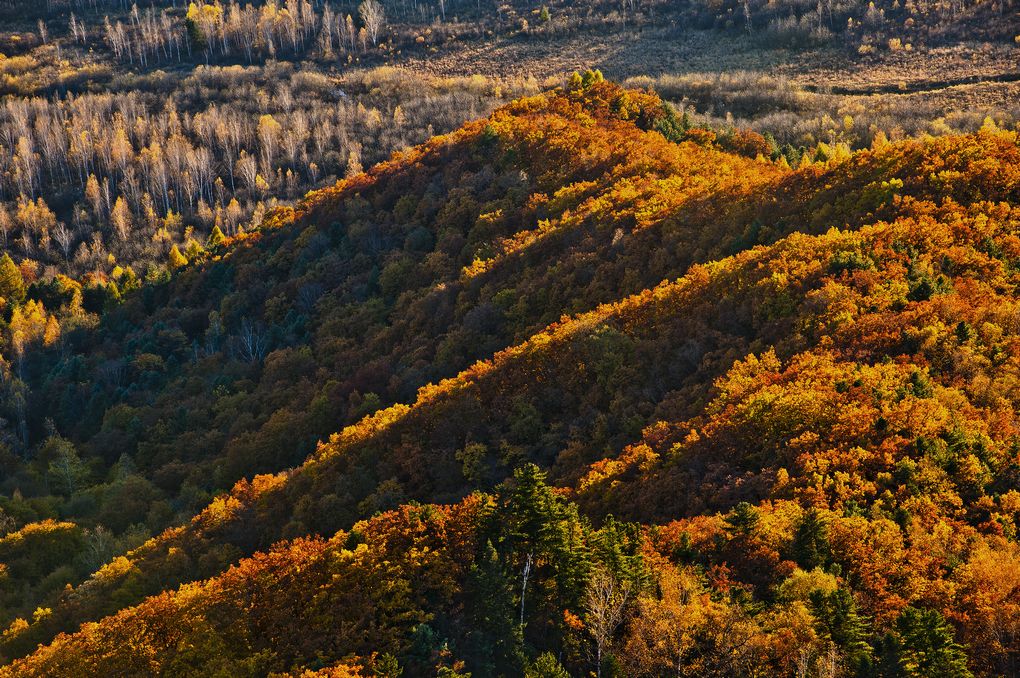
(0, 0, 1018, 675)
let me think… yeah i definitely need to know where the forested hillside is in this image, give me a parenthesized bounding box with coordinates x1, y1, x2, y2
(0, 77, 1018, 675)
(0, 78, 786, 648)
(0, 0, 1015, 283)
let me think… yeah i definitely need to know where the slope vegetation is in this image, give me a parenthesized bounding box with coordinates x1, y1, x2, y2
(1, 79, 782, 635)
(4, 83, 1020, 676)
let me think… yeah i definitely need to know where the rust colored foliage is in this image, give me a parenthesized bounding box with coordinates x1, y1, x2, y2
(5, 83, 1020, 676)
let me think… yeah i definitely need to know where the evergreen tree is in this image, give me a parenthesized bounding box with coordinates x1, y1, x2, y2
(580, 69, 604, 88)
(494, 464, 592, 651)
(592, 515, 645, 590)
(654, 103, 687, 143)
(501, 465, 563, 554)
(680, 107, 693, 132)
(792, 508, 830, 570)
(873, 632, 903, 678)
(896, 607, 972, 678)
(372, 653, 403, 677)
(725, 502, 760, 536)
(780, 143, 801, 167)
(464, 540, 525, 675)
(908, 370, 934, 398)
(554, 501, 594, 608)
(406, 624, 446, 675)
(809, 588, 873, 673)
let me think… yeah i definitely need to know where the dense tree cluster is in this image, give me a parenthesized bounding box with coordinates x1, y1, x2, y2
(688, 0, 1017, 47)
(0, 63, 535, 278)
(0, 466, 990, 676)
(0, 79, 1017, 674)
(0, 0, 1015, 668)
(0, 79, 777, 640)
(0, 0, 1012, 288)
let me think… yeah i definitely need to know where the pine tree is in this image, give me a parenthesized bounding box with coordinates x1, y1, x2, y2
(373, 654, 403, 678)
(0, 253, 26, 305)
(464, 540, 525, 674)
(581, 69, 605, 88)
(653, 103, 687, 144)
(592, 515, 645, 590)
(501, 464, 564, 555)
(809, 588, 873, 672)
(896, 607, 972, 678)
(725, 502, 760, 536)
(680, 107, 693, 131)
(792, 508, 830, 570)
(873, 632, 903, 677)
(495, 464, 593, 632)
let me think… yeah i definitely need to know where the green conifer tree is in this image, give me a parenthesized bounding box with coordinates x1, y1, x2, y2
(896, 607, 972, 678)
(792, 508, 830, 570)
(725, 501, 760, 536)
(495, 464, 593, 631)
(581, 69, 605, 88)
(809, 588, 874, 673)
(464, 540, 525, 674)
